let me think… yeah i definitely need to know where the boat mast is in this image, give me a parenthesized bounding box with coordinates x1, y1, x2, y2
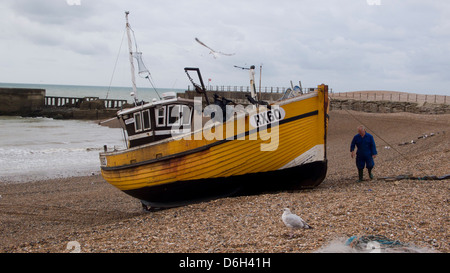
(125, 11, 138, 104)
(233, 65, 257, 101)
(249, 65, 257, 100)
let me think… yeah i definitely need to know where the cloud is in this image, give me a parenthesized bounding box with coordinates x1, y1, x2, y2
(0, 0, 449, 94)
(4, 0, 115, 56)
(10, 0, 96, 26)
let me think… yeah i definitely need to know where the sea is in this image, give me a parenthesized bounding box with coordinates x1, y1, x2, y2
(0, 82, 184, 183)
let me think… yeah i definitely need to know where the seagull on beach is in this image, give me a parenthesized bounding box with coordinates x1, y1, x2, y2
(282, 208, 312, 238)
(195, 37, 235, 59)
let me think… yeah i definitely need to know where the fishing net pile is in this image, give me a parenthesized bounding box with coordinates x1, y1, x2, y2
(315, 235, 437, 253)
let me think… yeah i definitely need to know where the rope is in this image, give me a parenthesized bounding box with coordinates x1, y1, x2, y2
(339, 106, 433, 177)
(346, 235, 406, 249)
(106, 27, 126, 100)
(128, 24, 161, 100)
(145, 75, 161, 100)
(380, 173, 450, 181)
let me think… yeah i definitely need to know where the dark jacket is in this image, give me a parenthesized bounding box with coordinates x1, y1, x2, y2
(350, 132, 377, 157)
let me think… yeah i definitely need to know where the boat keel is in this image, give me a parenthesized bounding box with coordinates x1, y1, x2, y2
(125, 160, 328, 209)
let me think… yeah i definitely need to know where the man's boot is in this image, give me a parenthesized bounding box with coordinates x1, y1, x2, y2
(368, 168, 374, 180)
(357, 169, 364, 182)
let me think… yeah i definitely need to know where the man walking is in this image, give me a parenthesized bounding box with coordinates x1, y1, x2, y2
(350, 125, 377, 182)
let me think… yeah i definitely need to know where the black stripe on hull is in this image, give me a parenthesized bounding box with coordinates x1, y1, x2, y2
(101, 110, 319, 172)
(123, 160, 327, 208)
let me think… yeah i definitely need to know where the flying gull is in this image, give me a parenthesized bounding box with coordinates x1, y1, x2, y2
(195, 37, 235, 59)
(282, 208, 312, 238)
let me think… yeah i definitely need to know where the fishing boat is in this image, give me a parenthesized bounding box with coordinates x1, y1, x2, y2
(99, 12, 330, 209)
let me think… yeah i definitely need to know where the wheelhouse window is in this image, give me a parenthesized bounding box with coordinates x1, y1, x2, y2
(167, 105, 181, 126)
(181, 105, 191, 126)
(142, 109, 151, 130)
(134, 112, 142, 132)
(156, 106, 166, 127)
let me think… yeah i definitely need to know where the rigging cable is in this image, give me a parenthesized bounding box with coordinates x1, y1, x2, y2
(338, 105, 434, 178)
(129, 25, 162, 100)
(106, 27, 126, 100)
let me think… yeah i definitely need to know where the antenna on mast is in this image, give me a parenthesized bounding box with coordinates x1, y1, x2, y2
(259, 64, 262, 101)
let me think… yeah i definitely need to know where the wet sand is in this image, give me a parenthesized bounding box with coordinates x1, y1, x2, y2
(0, 110, 449, 253)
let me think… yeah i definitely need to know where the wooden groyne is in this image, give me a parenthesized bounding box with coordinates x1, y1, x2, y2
(42, 96, 128, 119)
(44, 96, 97, 107)
(44, 96, 127, 109)
(3, 87, 448, 120)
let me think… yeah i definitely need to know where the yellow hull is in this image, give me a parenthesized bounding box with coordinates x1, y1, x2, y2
(100, 85, 329, 207)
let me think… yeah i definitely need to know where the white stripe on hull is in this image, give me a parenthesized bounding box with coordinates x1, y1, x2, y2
(278, 144, 325, 170)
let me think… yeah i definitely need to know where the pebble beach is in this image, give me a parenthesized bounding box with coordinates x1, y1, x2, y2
(0, 109, 449, 253)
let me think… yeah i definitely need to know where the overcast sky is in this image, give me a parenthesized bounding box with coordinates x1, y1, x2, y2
(1, 0, 449, 95)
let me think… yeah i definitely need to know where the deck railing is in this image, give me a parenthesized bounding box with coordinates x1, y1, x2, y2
(187, 85, 323, 94)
